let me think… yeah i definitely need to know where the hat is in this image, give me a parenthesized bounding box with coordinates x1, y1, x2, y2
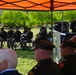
(32, 40, 55, 51)
(60, 38, 76, 48)
(70, 36, 76, 43)
(16, 26, 19, 28)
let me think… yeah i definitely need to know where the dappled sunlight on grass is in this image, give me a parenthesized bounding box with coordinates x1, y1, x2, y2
(16, 49, 37, 75)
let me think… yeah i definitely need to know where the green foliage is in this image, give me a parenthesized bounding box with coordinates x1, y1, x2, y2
(1, 10, 29, 27)
(53, 11, 62, 22)
(64, 10, 76, 21)
(1, 10, 76, 27)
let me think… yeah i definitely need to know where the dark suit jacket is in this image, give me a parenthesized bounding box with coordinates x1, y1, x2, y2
(0, 30, 7, 40)
(12, 30, 21, 41)
(0, 70, 22, 75)
(59, 54, 76, 75)
(28, 58, 60, 75)
(70, 21, 76, 32)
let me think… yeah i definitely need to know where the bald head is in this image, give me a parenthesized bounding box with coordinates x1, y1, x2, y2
(0, 48, 18, 69)
(35, 48, 51, 61)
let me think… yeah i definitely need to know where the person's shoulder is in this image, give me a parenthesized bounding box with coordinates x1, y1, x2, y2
(0, 70, 22, 75)
(69, 54, 76, 61)
(64, 54, 76, 66)
(3, 30, 7, 34)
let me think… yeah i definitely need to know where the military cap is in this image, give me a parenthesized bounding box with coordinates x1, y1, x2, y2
(60, 39, 76, 48)
(32, 39, 55, 51)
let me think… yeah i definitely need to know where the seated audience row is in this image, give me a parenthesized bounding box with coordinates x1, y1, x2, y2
(0, 26, 33, 50)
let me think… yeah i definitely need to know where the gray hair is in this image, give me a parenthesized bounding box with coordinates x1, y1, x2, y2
(0, 48, 18, 68)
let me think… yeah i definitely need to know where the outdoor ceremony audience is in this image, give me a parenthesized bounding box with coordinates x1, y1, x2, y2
(70, 17, 76, 32)
(7, 26, 14, 48)
(36, 26, 48, 40)
(0, 48, 22, 75)
(20, 27, 33, 50)
(0, 27, 7, 48)
(10, 26, 21, 49)
(28, 39, 60, 75)
(32, 26, 48, 47)
(59, 36, 76, 75)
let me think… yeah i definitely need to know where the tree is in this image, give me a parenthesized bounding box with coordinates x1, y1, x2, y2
(1, 10, 29, 27)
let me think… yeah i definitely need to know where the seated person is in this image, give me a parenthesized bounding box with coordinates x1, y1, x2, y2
(23, 26, 28, 34)
(70, 17, 76, 33)
(0, 48, 22, 75)
(10, 26, 21, 49)
(0, 27, 7, 48)
(20, 27, 33, 50)
(7, 26, 14, 48)
(36, 26, 48, 40)
(33, 26, 48, 47)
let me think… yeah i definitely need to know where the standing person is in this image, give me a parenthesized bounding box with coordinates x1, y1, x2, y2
(0, 27, 7, 48)
(70, 17, 76, 32)
(28, 40, 60, 75)
(0, 48, 22, 75)
(59, 36, 76, 75)
(11, 26, 21, 49)
(7, 26, 14, 48)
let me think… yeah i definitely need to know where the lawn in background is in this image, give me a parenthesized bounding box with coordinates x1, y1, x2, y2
(3, 27, 46, 75)
(16, 49, 37, 75)
(16, 28, 39, 75)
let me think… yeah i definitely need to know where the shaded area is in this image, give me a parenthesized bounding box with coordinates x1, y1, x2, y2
(15, 48, 35, 59)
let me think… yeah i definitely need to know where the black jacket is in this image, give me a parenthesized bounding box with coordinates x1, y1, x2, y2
(7, 30, 14, 38)
(12, 30, 21, 41)
(70, 21, 76, 32)
(28, 58, 60, 75)
(0, 70, 22, 75)
(59, 54, 76, 75)
(0, 30, 7, 40)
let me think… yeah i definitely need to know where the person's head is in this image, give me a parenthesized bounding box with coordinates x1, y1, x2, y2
(27, 28, 31, 31)
(16, 26, 19, 31)
(9, 26, 13, 30)
(60, 36, 76, 57)
(40, 27, 46, 32)
(32, 39, 55, 61)
(1, 27, 4, 31)
(0, 48, 18, 72)
(24, 26, 28, 30)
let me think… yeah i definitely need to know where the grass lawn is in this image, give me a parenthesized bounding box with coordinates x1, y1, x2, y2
(3, 28, 39, 75)
(16, 49, 37, 75)
(3, 27, 48, 75)
(15, 27, 39, 75)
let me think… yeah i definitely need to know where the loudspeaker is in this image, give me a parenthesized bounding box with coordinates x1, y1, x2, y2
(54, 22, 69, 32)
